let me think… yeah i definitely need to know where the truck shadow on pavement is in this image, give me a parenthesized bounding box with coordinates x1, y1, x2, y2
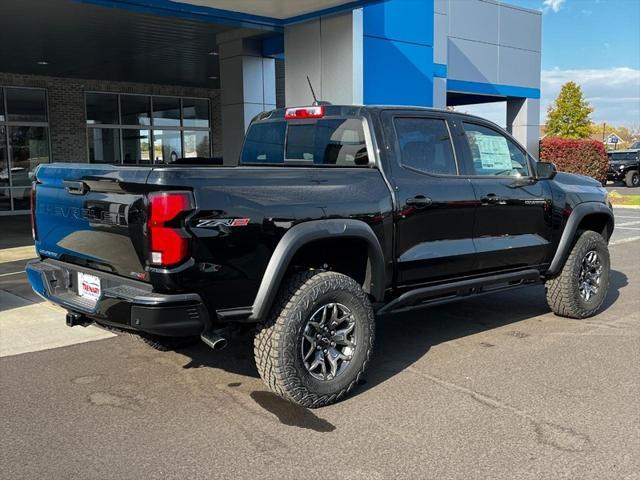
(176, 270, 627, 412)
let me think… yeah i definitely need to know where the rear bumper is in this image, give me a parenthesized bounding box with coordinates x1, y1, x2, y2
(26, 259, 210, 337)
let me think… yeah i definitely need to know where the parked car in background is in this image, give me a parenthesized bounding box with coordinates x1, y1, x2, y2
(607, 144, 640, 187)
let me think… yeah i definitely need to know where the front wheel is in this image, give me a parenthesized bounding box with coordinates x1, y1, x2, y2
(625, 170, 639, 188)
(254, 270, 375, 408)
(545, 230, 610, 318)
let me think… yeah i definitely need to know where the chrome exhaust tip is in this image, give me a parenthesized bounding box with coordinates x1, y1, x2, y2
(201, 331, 228, 351)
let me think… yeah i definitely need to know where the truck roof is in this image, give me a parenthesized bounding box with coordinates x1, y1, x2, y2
(256, 104, 502, 128)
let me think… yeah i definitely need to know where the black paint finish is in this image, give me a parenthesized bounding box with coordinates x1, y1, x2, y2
(29, 106, 613, 332)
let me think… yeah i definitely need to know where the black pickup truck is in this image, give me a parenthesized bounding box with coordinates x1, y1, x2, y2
(27, 105, 614, 407)
(607, 142, 640, 187)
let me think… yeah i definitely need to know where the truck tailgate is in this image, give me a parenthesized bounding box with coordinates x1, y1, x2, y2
(34, 164, 152, 280)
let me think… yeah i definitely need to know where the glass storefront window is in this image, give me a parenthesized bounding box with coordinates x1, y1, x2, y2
(88, 128, 120, 163)
(1, 87, 50, 211)
(0, 126, 7, 187)
(183, 98, 209, 128)
(86, 93, 211, 164)
(121, 95, 150, 126)
(9, 126, 49, 186)
(122, 129, 151, 164)
(153, 130, 182, 163)
(183, 130, 210, 158)
(86, 93, 119, 125)
(11, 188, 32, 210)
(153, 97, 180, 127)
(6, 88, 47, 123)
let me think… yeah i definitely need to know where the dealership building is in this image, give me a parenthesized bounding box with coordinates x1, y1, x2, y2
(0, 0, 541, 214)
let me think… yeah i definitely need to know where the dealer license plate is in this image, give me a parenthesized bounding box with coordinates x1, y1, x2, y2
(77, 272, 101, 303)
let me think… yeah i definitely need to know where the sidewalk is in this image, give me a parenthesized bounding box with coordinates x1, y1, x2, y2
(0, 215, 113, 358)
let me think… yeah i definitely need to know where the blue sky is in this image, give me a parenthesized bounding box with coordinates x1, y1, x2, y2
(462, 0, 640, 129)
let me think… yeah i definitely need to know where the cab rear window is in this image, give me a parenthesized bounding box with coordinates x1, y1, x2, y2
(241, 118, 368, 166)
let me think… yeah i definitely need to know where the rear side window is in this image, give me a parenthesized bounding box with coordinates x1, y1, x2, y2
(462, 122, 530, 177)
(241, 118, 368, 166)
(394, 117, 457, 175)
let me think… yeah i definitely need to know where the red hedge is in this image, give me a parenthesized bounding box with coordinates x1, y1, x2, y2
(539, 137, 607, 184)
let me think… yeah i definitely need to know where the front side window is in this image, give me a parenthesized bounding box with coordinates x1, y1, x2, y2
(394, 117, 457, 175)
(462, 123, 529, 177)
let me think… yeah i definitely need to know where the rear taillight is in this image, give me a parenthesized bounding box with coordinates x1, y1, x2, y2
(147, 191, 194, 267)
(30, 184, 37, 240)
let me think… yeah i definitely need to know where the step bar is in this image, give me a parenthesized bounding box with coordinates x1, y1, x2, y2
(377, 269, 541, 315)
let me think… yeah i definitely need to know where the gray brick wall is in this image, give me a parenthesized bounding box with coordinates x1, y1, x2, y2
(0, 72, 222, 161)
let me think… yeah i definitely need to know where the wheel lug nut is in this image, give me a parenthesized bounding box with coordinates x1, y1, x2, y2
(323, 349, 328, 354)
(331, 342, 336, 347)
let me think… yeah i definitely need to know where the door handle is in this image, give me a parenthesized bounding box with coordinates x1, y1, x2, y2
(63, 180, 89, 195)
(406, 195, 432, 208)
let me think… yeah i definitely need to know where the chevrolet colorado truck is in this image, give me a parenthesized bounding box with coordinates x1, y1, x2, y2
(607, 143, 640, 187)
(27, 105, 614, 407)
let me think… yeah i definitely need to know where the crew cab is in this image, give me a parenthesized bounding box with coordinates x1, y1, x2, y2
(27, 105, 614, 407)
(607, 143, 640, 187)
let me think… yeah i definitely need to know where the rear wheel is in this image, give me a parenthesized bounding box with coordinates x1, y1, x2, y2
(254, 270, 375, 408)
(545, 230, 610, 318)
(625, 170, 639, 188)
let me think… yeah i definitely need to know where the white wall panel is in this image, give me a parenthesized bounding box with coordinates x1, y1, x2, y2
(448, 37, 499, 84)
(434, 12, 448, 65)
(449, 0, 499, 44)
(498, 46, 541, 88)
(499, 5, 541, 52)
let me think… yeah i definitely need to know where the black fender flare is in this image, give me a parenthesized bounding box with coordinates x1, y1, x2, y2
(249, 219, 386, 321)
(547, 202, 614, 276)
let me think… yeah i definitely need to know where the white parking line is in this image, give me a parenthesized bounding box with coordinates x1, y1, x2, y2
(615, 220, 640, 227)
(610, 236, 640, 246)
(0, 271, 24, 278)
(616, 226, 640, 231)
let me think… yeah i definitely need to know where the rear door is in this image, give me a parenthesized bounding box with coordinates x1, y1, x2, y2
(457, 120, 553, 271)
(382, 111, 478, 286)
(35, 164, 152, 280)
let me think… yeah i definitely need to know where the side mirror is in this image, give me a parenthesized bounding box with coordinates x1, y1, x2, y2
(536, 161, 557, 180)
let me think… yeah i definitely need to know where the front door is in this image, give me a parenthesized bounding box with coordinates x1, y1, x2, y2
(457, 120, 553, 272)
(383, 112, 478, 286)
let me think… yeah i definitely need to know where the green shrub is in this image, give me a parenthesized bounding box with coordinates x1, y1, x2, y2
(539, 137, 607, 184)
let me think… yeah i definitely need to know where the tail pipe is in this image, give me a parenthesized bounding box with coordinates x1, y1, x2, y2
(200, 329, 228, 351)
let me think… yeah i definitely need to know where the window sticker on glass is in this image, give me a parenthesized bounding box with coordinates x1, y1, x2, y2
(471, 133, 512, 171)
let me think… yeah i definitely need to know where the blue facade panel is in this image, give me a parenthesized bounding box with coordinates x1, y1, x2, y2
(364, 36, 433, 105)
(363, 0, 433, 46)
(363, 0, 435, 106)
(447, 79, 541, 99)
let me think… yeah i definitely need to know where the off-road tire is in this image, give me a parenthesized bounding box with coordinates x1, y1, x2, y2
(625, 170, 639, 188)
(545, 230, 610, 318)
(138, 333, 200, 351)
(254, 270, 375, 408)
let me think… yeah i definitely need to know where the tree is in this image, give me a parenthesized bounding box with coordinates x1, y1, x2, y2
(546, 82, 593, 139)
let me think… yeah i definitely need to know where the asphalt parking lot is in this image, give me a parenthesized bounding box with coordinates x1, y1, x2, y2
(1, 212, 638, 479)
